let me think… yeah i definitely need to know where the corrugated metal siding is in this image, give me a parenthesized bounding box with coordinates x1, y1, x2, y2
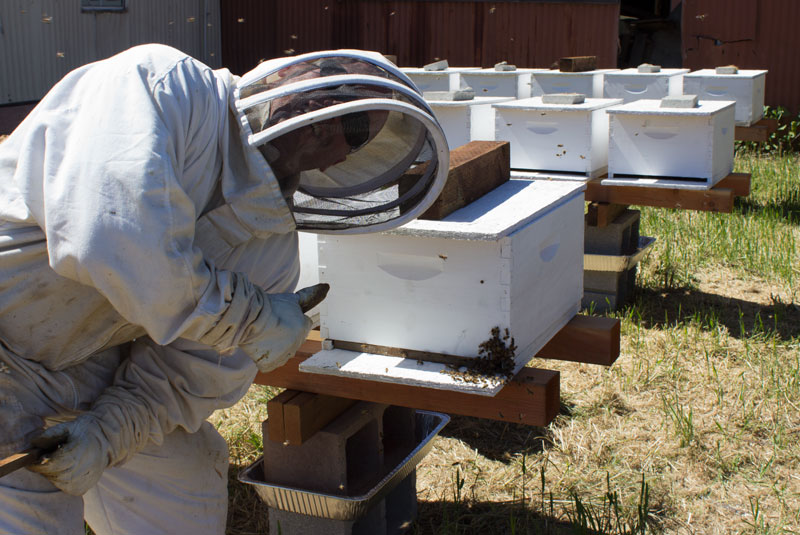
(0, 0, 221, 104)
(682, 0, 800, 113)
(220, 1, 619, 73)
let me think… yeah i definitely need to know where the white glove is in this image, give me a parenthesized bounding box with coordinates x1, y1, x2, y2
(27, 414, 111, 496)
(240, 292, 313, 373)
(196, 273, 314, 373)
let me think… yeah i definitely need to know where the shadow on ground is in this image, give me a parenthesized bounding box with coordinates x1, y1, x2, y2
(624, 285, 800, 341)
(437, 415, 555, 463)
(415, 499, 611, 535)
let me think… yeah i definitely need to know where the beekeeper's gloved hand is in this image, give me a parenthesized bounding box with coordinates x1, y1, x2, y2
(241, 291, 314, 373)
(27, 414, 111, 496)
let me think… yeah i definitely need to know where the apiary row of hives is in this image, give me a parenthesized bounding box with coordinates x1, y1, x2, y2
(401, 63, 765, 190)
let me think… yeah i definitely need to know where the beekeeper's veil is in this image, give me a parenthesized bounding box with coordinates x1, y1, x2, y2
(234, 50, 449, 234)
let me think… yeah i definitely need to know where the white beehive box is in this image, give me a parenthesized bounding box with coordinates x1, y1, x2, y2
(302, 180, 586, 395)
(604, 68, 689, 103)
(605, 99, 735, 188)
(530, 69, 618, 98)
(682, 69, 767, 126)
(493, 96, 622, 177)
(400, 67, 481, 93)
(426, 96, 514, 148)
(459, 68, 549, 98)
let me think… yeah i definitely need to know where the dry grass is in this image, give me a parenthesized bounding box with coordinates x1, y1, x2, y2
(214, 151, 799, 534)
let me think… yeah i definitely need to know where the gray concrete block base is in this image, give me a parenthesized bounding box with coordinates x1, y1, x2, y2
(583, 265, 638, 312)
(584, 209, 641, 256)
(261, 403, 419, 534)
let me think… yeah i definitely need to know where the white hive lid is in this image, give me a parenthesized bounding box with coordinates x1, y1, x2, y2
(607, 67, 690, 77)
(388, 179, 585, 241)
(535, 69, 619, 77)
(465, 67, 550, 75)
(400, 67, 482, 74)
(426, 95, 514, 107)
(606, 98, 735, 116)
(493, 96, 623, 112)
(684, 68, 768, 79)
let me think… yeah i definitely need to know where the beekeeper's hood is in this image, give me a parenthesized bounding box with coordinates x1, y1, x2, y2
(234, 50, 449, 234)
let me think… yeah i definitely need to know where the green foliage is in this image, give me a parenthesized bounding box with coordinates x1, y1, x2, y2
(736, 106, 800, 155)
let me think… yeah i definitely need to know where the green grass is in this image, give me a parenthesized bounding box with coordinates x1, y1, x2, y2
(215, 151, 800, 534)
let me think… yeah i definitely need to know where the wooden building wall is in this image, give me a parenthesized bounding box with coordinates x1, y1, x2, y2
(220, 0, 620, 75)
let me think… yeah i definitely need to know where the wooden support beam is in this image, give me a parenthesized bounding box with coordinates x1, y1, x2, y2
(257, 356, 560, 426)
(585, 202, 629, 228)
(558, 56, 597, 73)
(536, 315, 619, 366)
(585, 176, 744, 213)
(715, 172, 751, 197)
(254, 315, 619, 426)
(735, 118, 778, 143)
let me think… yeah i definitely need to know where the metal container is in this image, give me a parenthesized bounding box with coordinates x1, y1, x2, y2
(238, 410, 449, 521)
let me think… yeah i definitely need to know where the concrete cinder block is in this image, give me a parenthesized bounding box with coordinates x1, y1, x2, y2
(716, 65, 739, 75)
(541, 92, 586, 105)
(638, 63, 661, 73)
(582, 266, 638, 312)
(423, 60, 448, 71)
(269, 501, 386, 535)
(660, 94, 699, 108)
(584, 209, 640, 256)
(494, 61, 516, 71)
(262, 401, 387, 495)
(262, 403, 421, 535)
(422, 89, 475, 101)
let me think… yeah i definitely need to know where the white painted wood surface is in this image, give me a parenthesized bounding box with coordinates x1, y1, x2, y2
(682, 69, 767, 126)
(400, 67, 481, 93)
(530, 69, 618, 98)
(604, 68, 689, 103)
(606, 99, 735, 187)
(493, 97, 622, 176)
(426, 96, 514, 148)
(459, 68, 548, 98)
(309, 180, 584, 393)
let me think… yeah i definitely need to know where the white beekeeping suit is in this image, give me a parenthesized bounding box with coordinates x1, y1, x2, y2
(0, 44, 448, 535)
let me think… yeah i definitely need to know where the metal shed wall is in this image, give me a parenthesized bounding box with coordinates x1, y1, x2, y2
(220, 0, 619, 76)
(0, 0, 221, 104)
(682, 0, 800, 113)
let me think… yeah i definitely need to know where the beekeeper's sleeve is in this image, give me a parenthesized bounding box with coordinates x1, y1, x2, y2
(10, 45, 298, 361)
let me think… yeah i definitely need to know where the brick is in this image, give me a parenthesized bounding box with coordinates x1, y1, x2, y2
(558, 56, 596, 73)
(637, 63, 661, 73)
(423, 60, 448, 71)
(541, 93, 585, 105)
(660, 95, 699, 109)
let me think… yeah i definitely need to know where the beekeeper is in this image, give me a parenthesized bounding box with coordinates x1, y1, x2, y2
(0, 44, 448, 535)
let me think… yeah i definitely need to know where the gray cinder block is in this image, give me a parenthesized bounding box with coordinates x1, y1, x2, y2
(541, 93, 586, 105)
(422, 89, 475, 101)
(262, 401, 386, 495)
(716, 65, 739, 75)
(582, 266, 638, 312)
(262, 403, 420, 535)
(660, 95, 699, 108)
(269, 502, 386, 535)
(494, 61, 516, 71)
(584, 209, 640, 256)
(638, 63, 661, 73)
(423, 60, 449, 71)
